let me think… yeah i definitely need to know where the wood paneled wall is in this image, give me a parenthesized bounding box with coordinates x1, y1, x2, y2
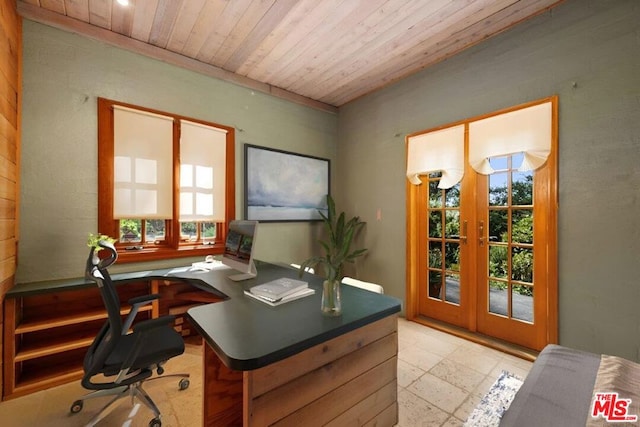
(0, 0, 19, 294)
(0, 0, 20, 399)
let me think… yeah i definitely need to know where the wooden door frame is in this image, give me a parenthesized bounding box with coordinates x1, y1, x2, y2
(405, 119, 470, 323)
(405, 96, 558, 349)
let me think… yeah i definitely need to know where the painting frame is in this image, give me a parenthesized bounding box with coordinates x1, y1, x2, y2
(244, 144, 330, 222)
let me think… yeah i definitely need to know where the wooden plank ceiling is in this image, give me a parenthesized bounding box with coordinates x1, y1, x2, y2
(17, 0, 564, 111)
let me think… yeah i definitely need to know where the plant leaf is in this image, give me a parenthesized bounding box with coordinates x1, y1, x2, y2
(299, 193, 367, 281)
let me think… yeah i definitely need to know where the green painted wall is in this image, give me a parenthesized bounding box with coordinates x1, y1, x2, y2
(19, 20, 336, 282)
(19, 0, 640, 360)
(337, 0, 640, 360)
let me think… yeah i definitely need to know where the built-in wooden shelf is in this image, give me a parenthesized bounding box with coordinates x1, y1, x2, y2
(15, 305, 152, 334)
(3, 277, 221, 401)
(3, 281, 153, 400)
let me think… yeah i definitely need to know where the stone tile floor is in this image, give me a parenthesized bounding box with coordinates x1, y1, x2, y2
(396, 318, 532, 426)
(0, 318, 532, 426)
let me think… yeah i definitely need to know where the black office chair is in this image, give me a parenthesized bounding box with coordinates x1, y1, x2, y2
(70, 240, 189, 427)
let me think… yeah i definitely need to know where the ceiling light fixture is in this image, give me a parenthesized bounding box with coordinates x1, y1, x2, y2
(116, 0, 129, 6)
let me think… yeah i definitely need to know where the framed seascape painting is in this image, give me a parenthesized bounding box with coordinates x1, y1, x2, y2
(244, 144, 330, 222)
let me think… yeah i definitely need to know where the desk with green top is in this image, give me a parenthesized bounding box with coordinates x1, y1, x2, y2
(4, 261, 401, 426)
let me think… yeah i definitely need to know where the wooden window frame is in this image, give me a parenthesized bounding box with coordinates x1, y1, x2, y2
(97, 98, 235, 263)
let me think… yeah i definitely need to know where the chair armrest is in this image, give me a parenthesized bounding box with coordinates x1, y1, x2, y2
(122, 294, 161, 334)
(128, 294, 160, 306)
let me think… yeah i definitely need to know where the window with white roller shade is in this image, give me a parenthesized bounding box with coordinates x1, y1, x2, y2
(98, 98, 235, 261)
(179, 120, 227, 222)
(113, 106, 174, 219)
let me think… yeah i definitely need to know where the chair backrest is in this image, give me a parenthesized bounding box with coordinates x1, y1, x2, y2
(82, 241, 124, 388)
(341, 276, 384, 294)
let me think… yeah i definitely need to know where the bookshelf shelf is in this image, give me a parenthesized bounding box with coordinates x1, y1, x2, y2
(2, 281, 152, 400)
(3, 277, 221, 401)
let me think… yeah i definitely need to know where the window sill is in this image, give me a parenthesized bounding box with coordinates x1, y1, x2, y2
(115, 244, 224, 263)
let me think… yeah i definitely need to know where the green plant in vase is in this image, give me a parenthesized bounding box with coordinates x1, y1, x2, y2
(299, 195, 367, 316)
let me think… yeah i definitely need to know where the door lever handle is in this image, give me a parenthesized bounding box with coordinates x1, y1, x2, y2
(479, 221, 485, 246)
(460, 220, 468, 244)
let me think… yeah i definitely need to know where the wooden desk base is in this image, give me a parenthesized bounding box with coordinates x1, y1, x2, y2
(202, 315, 398, 426)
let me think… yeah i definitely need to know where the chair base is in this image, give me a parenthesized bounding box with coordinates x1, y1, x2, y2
(71, 373, 190, 427)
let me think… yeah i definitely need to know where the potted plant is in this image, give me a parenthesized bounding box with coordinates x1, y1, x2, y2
(299, 195, 367, 316)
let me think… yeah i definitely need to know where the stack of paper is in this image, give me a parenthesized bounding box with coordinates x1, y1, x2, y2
(245, 277, 314, 306)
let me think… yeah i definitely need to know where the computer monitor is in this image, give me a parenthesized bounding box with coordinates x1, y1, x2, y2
(222, 220, 259, 281)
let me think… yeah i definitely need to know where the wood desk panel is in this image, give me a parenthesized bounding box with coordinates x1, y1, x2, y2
(203, 344, 244, 426)
(202, 315, 398, 426)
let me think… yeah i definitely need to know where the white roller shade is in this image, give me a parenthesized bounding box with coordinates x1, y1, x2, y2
(179, 120, 227, 222)
(113, 106, 174, 219)
(469, 101, 552, 174)
(406, 124, 465, 189)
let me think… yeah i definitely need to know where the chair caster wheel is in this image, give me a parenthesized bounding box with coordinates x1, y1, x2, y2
(179, 378, 190, 390)
(149, 417, 161, 427)
(70, 400, 83, 414)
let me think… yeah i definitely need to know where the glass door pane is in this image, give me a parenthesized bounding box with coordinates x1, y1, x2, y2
(486, 155, 534, 324)
(426, 174, 461, 306)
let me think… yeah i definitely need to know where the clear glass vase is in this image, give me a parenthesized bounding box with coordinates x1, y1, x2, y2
(321, 279, 342, 316)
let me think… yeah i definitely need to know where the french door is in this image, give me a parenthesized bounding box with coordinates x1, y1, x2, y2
(417, 173, 468, 329)
(408, 97, 557, 351)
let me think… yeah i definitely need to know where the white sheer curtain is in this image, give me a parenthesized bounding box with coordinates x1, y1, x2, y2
(113, 106, 174, 219)
(406, 124, 465, 189)
(179, 120, 227, 222)
(469, 101, 552, 174)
